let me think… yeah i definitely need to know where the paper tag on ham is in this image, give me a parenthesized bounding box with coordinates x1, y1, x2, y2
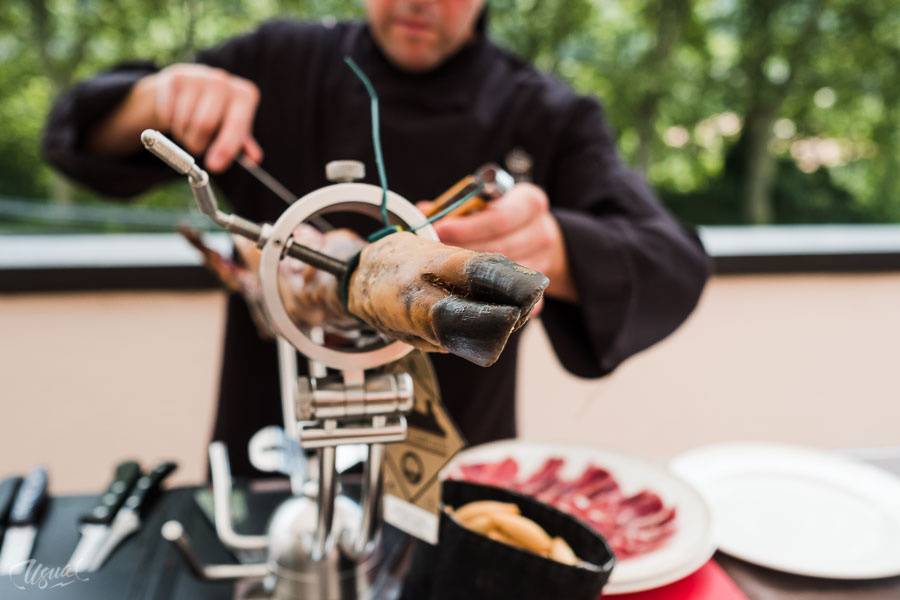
(382, 351, 465, 544)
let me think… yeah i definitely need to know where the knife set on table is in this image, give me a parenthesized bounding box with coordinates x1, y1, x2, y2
(68, 460, 177, 573)
(0, 460, 177, 576)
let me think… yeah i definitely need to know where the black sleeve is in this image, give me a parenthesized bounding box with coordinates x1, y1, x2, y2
(541, 95, 711, 378)
(40, 25, 266, 198)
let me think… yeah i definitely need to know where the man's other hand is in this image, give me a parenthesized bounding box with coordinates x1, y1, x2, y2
(419, 183, 577, 307)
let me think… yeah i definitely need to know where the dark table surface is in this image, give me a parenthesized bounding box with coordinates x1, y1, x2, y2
(0, 485, 250, 599)
(1, 454, 899, 599)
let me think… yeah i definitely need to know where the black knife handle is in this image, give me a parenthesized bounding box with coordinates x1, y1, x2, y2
(0, 477, 23, 532)
(80, 461, 141, 525)
(9, 466, 48, 526)
(122, 461, 176, 517)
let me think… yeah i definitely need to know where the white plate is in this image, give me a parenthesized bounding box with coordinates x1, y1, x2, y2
(442, 440, 715, 595)
(671, 442, 900, 580)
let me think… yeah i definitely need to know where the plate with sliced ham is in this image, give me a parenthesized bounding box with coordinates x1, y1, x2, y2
(442, 440, 715, 595)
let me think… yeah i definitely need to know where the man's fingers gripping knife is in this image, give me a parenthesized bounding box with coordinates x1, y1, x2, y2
(433, 182, 548, 246)
(206, 79, 261, 172)
(170, 85, 201, 143)
(182, 90, 227, 155)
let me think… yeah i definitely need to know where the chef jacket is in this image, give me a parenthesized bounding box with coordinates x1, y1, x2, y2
(43, 19, 710, 476)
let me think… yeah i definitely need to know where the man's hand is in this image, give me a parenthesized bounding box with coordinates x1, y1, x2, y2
(421, 183, 577, 306)
(87, 63, 262, 172)
(151, 64, 262, 171)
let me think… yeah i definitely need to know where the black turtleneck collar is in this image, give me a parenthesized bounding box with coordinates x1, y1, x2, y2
(342, 21, 492, 110)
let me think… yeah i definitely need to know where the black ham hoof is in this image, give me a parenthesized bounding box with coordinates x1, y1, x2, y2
(432, 297, 522, 367)
(348, 232, 549, 367)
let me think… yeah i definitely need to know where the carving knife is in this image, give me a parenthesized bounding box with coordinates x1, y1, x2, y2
(236, 154, 332, 230)
(0, 466, 49, 575)
(66, 460, 141, 573)
(87, 461, 177, 571)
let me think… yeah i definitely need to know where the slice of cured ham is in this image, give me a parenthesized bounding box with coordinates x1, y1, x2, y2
(457, 457, 520, 487)
(450, 456, 677, 559)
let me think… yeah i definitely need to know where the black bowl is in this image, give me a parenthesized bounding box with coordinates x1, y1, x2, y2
(400, 480, 616, 600)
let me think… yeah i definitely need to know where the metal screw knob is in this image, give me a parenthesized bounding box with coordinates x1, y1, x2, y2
(325, 160, 365, 183)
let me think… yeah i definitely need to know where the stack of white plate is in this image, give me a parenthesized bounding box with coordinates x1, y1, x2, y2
(671, 442, 900, 580)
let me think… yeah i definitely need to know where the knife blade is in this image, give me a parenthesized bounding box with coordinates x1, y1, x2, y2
(66, 460, 141, 573)
(0, 476, 24, 545)
(87, 461, 176, 572)
(0, 466, 49, 575)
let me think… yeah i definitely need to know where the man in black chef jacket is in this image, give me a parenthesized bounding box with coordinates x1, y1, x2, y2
(42, 0, 710, 476)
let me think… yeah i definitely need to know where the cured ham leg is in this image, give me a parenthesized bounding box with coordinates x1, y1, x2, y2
(145, 132, 546, 365)
(228, 226, 548, 368)
(348, 232, 549, 367)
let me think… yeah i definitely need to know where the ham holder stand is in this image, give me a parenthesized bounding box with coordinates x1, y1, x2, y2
(141, 130, 431, 599)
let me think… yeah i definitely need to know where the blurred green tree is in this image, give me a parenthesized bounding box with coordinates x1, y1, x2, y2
(0, 0, 897, 230)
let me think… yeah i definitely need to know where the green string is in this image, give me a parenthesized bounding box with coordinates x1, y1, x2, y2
(344, 56, 484, 243)
(412, 182, 485, 231)
(366, 182, 485, 242)
(344, 56, 390, 227)
(367, 224, 404, 242)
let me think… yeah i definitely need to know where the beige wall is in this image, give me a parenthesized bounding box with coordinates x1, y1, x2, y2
(1, 273, 898, 494)
(518, 273, 900, 457)
(0, 291, 225, 494)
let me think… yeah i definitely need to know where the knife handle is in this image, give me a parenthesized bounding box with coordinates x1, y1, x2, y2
(80, 461, 141, 525)
(0, 477, 23, 534)
(9, 466, 48, 526)
(122, 461, 177, 517)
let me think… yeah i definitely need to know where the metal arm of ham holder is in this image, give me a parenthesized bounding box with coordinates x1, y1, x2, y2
(142, 131, 436, 593)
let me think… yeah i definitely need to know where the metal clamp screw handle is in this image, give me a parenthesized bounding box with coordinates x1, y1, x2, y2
(208, 442, 269, 552)
(161, 520, 269, 581)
